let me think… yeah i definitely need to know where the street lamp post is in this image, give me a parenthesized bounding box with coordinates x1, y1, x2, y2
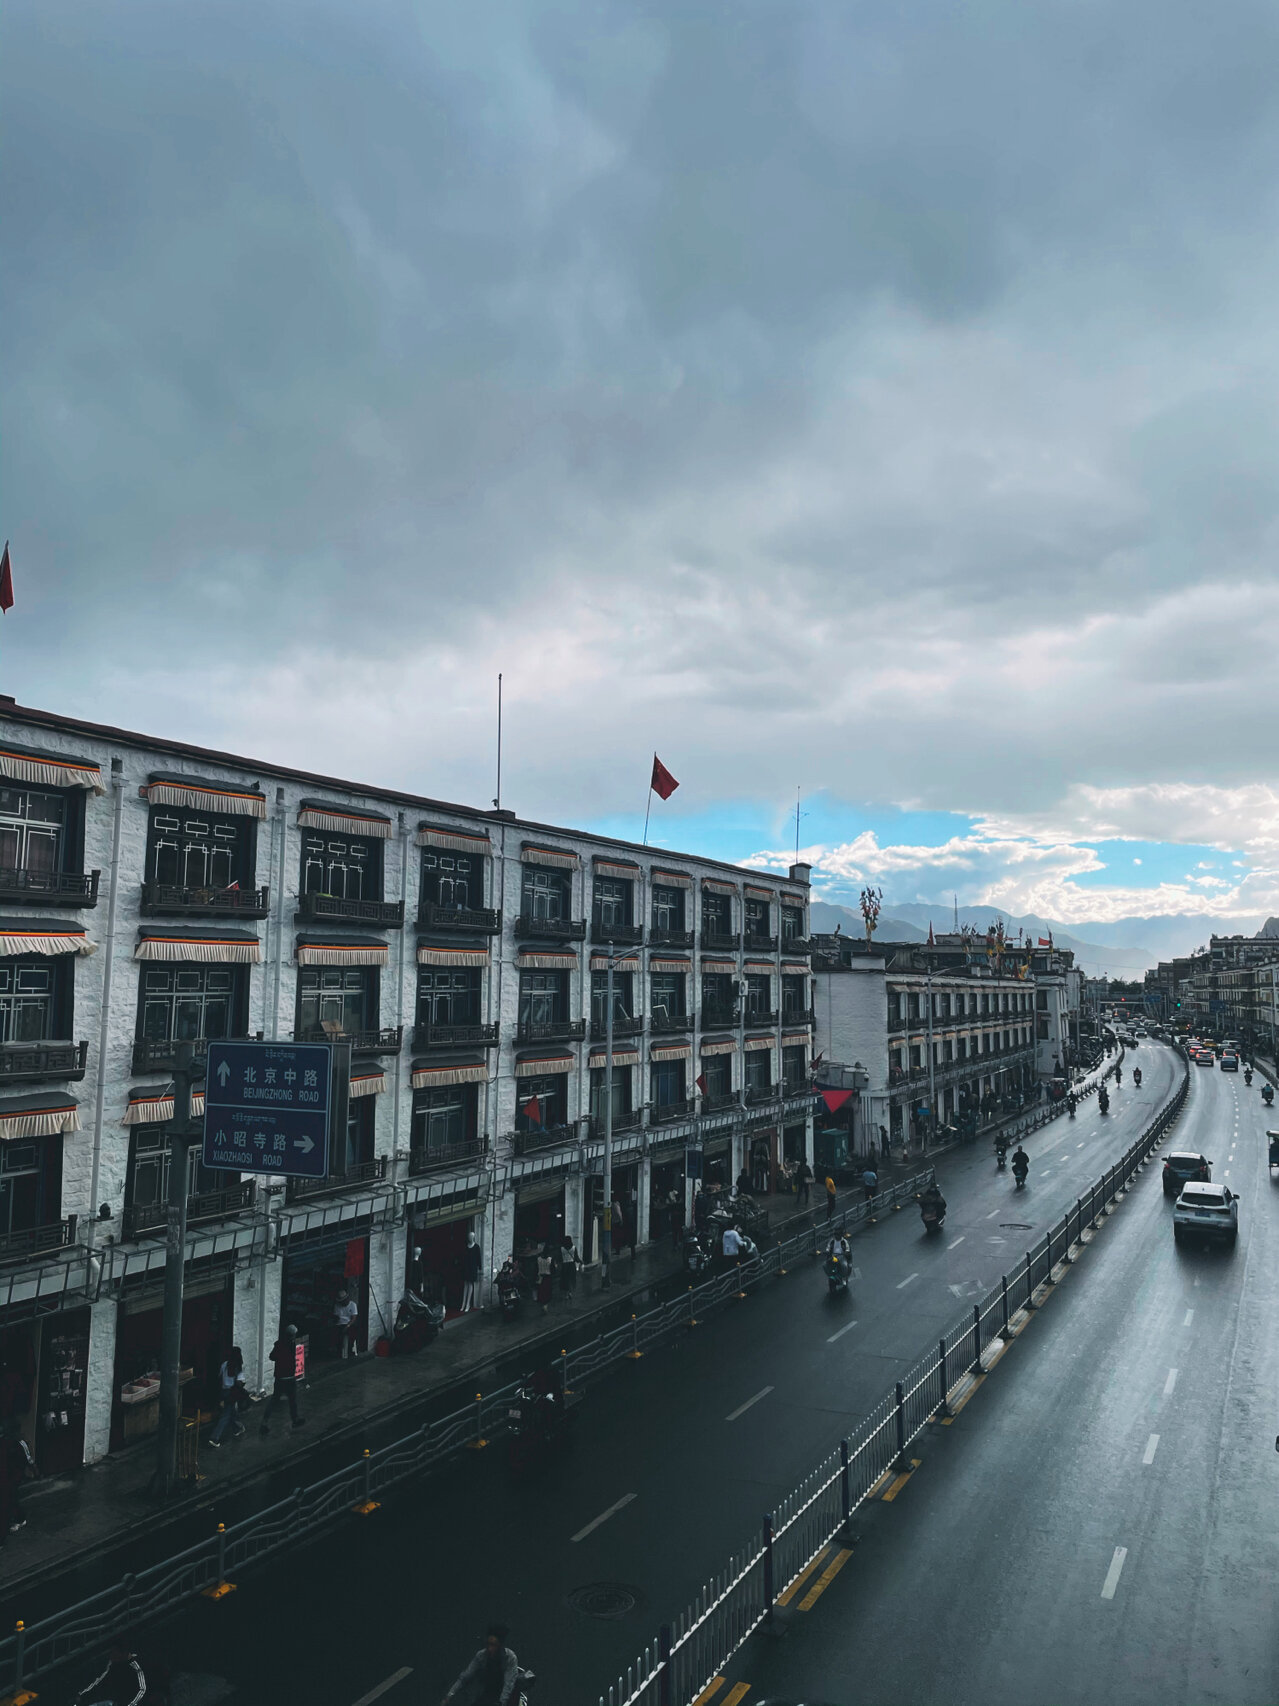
(924, 966, 936, 1157)
(154, 1039, 198, 1497)
(601, 940, 618, 1288)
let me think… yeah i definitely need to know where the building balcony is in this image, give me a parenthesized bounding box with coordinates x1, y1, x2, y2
(780, 936, 811, 955)
(744, 1010, 778, 1029)
(409, 1136, 488, 1175)
(700, 930, 740, 954)
(744, 933, 778, 954)
(0, 1039, 88, 1084)
(651, 1010, 694, 1033)
(514, 915, 588, 942)
(590, 921, 645, 946)
(649, 927, 694, 950)
(417, 902, 503, 936)
(286, 1156, 389, 1203)
(515, 1018, 586, 1045)
(0, 866, 99, 907)
(512, 1124, 576, 1155)
(131, 1034, 219, 1074)
(744, 1083, 776, 1107)
(651, 1098, 695, 1125)
(140, 881, 271, 920)
(122, 1182, 255, 1242)
(296, 892, 405, 929)
(412, 1021, 500, 1050)
(587, 1109, 643, 1139)
(293, 1024, 403, 1054)
(700, 1004, 739, 1031)
(0, 1215, 78, 1267)
(781, 1008, 815, 1029)
(700, 1090, 740, 1113)
(589, 1015, 644, 1042)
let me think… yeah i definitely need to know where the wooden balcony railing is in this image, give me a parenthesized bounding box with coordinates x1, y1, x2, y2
(412, 1021, 500, 1050)
(141, 881, 270, 919)
(417, 902, 503, 935)
(409, 1137, 487, 1175)
(514, 915, 588, 942)
(0, 1215, 77, 1266)
(123, 1183, 254, 1241)
(286, 1156, 389, 1202)
(0, 866, 99, 906)
(515, 1018, 586, 1044)
(0, 1040, 88, 1083)
(296, 893, 405, 929)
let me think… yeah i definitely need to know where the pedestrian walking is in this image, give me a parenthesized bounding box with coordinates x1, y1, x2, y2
(259, 1326, 306, 1434)
(536, 1244, 555, 1315)
(207, 1346, 246, 1448)
(333, 1289, 360, 1359)
(558, 1233, 580, 1299)
(794, 1158, 812, 1208)
(667, 1186, 684, 1247)
(862, 1165, 878, 1206)
(824, 1174, 837, 1222)
(611, 1195, 627, 1254)
(0, 1426, 32, 1540)
(461, 1231, 482, 1312)
(880, 1124, 891, 1162)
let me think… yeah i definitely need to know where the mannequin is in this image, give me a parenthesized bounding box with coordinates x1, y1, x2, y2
(461, 1231, 482, 1312)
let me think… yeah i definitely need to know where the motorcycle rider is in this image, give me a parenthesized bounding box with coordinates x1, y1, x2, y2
(1011, 1145, 1029, 1181)
(1133, 1067, 1142, 1088)
(1067, 1092, 1077, 1117)
(995, 1136, 1009, 1167)
(443, 1625, 521, 1706)
(919, 1179, 946, 1221)
(825, 1231, 851, 1270)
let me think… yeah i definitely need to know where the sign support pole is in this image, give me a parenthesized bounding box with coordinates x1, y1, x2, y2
(154, 1039, 196, 1498)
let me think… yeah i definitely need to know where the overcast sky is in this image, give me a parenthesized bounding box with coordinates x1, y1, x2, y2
(5, 1, 1279, 929)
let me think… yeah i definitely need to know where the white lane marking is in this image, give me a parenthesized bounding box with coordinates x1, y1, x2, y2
(1101, 1546, 1128, 1600)
(572, 1492, 637, 1541)
(896, 1272, 919, 1290)
(826, 1319, 859, 1343)
(1077, 1142, 1085, 1149)
(1143, 1434, 1160, 1465)
(351, 1669, 414, 1706)
(1040, 1170, 1051, 1177)
(1194, 1276, 1201, 1287)
(1184, 1309, 1194, 1326)
(1164, 1368, 1178, 1396)
(852, 1267, 862, 1280)
(947, 1236, 965, 1250)
(726, 1386, 774, 1422)
(986, 1208, 1001, 1219)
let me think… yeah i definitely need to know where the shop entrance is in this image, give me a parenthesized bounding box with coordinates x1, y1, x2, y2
(650, 1154, 686, 1246)
(111, 1273, 232, 1452)
(281, 1236, 370, 1364)
(0, 1310, 92, 1474)
(514, 1181, 565, 1262)
(411, 1214, 475, 1316)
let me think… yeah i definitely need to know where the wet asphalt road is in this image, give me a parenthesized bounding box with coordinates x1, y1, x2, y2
(48, 1046, 1182, 1706)
(719, 1050, 1279, 1706)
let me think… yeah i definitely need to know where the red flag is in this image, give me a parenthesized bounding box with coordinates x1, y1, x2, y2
(522, 1094, 542, 1125)
(820, 1088, 854, 1114)
(927, 922, 935, 946)
(0, 544, 13, 614)
(224, 880, 240, 892)
(1038, 937, 1051, 947)
(650, 755, 679, 801)
(695, 1072, 707, 1095)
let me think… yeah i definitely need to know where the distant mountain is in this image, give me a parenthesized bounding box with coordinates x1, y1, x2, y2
(1257, 918, 1279, 939)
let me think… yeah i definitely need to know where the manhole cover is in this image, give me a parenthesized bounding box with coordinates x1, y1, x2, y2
(566, 1582, 644, 1619)
(1001, 1222, 1034, 1230)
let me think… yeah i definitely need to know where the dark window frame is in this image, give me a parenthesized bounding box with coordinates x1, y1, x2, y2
(300, 830, 384, 903)
(145, 806, 257, 891)
(135, 963, 248, 1047)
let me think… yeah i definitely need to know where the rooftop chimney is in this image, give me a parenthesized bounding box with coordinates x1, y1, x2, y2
(789, 862, 811, 886)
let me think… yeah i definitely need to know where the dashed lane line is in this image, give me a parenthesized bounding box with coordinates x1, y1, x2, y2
(947, 1235, 965, 1249)
(1164, 1368, 1178, 1396)
(726, 1386, 774, 1422)
(1143, 1434, 1160, 1464)
(351, 1669, 413, 1706)
(896, 1272, 919, 1290)
(1101, 1546, 1128, 1600)
(1184, 1309, 1194, 1326)
(571, 1492, 637, 1542)
(826, 1319, 859, 1343)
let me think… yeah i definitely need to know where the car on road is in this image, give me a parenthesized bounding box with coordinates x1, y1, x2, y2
(1173, 1182, 1238, 1248)
(1221, 1052, 1239, 1071)
(1163, 1151, 1212, 1196)
(1194, 1049, 1214, 1067)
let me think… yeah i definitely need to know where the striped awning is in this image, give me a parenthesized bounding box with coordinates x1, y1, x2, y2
(0, 919, 96, 957)
(521, 844, 579, 871)
(650, 958, 690, 973)
(0, 740, 105, 795)
(745, 1035, 776, 1052)
(702, 880, 739, 896)
(418, 826, 492, 855)
(700, 1037, 737, 1056)
(594, 858, 639, 878)
(516, 952, 577, 971)
(0, 1092, 80, 1141)
(298, 800, 392, 839)
(349, 1062, 388, 1099)
(700, 960, 737, 974)
(744, 963, 774, 975)
(418, 944, 490, 968)
(590, 954, 639, 972)
(411, 1059, 487, 1089)
(781, 892, 807, 906)
(145, 774, 266, 819)
(588, 1047, 639, 1067)
(782, 1034, 810, 1050)
(745, 885, 774, 900)
(782, 962, 809, 973)
(651, 870, 692, 890)
(135, 928, 261, 965)
(515, 1052, 574, 1079)
(122, 1083, 207, 1125)
(296, 935, 388, 967)
(650, 1042, 692, 1061)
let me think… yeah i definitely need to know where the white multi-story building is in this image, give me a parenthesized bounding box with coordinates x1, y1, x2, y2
(0, 698, 814, 1469)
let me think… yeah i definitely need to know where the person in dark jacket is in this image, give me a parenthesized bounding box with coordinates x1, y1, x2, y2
(442, 1623, 520, 1706)
(75, 1640, 147, 1706)
(259, 1326, 305, 1434)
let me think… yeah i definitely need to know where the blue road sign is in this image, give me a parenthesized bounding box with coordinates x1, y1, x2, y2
(202, 1040, 332, 1179)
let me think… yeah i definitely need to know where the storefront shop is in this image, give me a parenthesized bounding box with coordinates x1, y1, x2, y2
(280, 1232, 370, 1363)
(110, 1263, 233, 1452)
(0, 1307, 92, 1474)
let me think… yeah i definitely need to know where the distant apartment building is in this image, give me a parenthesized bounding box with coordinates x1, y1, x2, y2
(0, 698, 814, 1470)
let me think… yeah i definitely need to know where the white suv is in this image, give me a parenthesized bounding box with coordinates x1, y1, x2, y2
(1173, 1182, 1238, 1248)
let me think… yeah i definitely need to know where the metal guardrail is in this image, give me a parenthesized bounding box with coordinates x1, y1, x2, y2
(597, 1051, 1188, 1706)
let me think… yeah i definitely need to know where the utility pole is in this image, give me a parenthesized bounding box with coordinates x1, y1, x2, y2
(154, 1039, 198, 1498)
(925, 964, 936, 1157)
(601, 941, 616, 1287)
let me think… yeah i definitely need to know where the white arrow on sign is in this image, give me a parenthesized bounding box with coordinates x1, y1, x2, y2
(216, 1061, 231, 1086)
(293, 1134, 315, 1153)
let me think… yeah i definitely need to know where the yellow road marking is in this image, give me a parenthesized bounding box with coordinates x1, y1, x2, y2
(882, 1458, 922, 1502)
(692, 1680, 726, 1706)
(867, 1465, 895, 1497)
(798, 1547, 853, 1611)
(776, 1543, 831, 1606)
(723, 1685, 752, 1706)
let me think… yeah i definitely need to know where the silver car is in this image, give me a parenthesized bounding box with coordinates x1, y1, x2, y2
(1173, 1182, 1238, 1248)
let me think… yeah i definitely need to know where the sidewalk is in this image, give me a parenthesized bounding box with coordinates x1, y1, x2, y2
(0, 1178, 889, 1611)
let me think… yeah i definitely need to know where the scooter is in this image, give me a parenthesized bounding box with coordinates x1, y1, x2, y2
(995, 1144, 1008, 1171)
(506, 1384, 576, 1469)
(496, 1260, 523, 1323)
(824, 1243, 851, 1295)
(1067, 1095, 1077, 1118)
(1012, 1161, 1028, 1190)
(1133, 1068, 1142, 1089)
(1098, 1088, 1110, 1115)
(682, 1228, 714, 1274)
(918, 1194, 947, 1233)
(391, 1287, 445, 1354)
(1244, 1069, 1253, 1086)
(1264, 1084, 1275, 1107)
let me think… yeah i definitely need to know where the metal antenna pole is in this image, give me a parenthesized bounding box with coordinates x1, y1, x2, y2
(602, 943, 614, 1287)
(494, 673, 503, 810)
(155, 1040, 196, 1497)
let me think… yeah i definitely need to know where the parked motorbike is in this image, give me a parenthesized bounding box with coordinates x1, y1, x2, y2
(1264, 1084, 1275, 1107)
(496, 1259, 523, 1323)
(682, 1228, 715, 1275)
(392, 1287, 445, 1354)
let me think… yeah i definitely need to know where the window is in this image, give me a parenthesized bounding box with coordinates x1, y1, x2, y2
(521, 867, 569, 923)
(337, 1098, 376, 1177)
(652, 886, 685, 932)
(589, 1064, 632, 1125)
(651, 972, 686, 1020)
(910, 1044, 922, 1069)
(782, 1045, 806, 1088)
(593, 877, 632, 933)
(702, 893, 732, 936)
(128, 1126, 227, 1213)
(1037, 1017, 1049, 1041)
(413, 1083, 478, 1154)
(590, 971, 633, 1026)
(0, 1137, 60, 1235)
(516, 1073, 567, 1131)
(416, 966, 481, 1027)
(519, 971, 566, 1028)
(701, 1054, 732, 1097)
(297, 967, 377, 1037)
(701, 973, 735, 1021)
(139, 966, 240, 1046)
(302, 832, 380, 902)
(744, 898, 771, 938)
(0, 786, 68, 876)
(943, 1040, 953, 1062)
(651, 1059, 686, 1108)
(422, 849, 480, 910)
(744, 1050, 772, 1092)
(0, 958, 60, 1043)
(1036, 990, 1048, 1010)
(908, 994, 920, 1020)
(147, 810, 252, 889)
(744, 975, 771, 1017)
(782, 975, 806, 1017)
(781, 906, 804, 942)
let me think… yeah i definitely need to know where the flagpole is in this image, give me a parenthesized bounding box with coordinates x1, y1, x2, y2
(642, 772, 653, 847)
